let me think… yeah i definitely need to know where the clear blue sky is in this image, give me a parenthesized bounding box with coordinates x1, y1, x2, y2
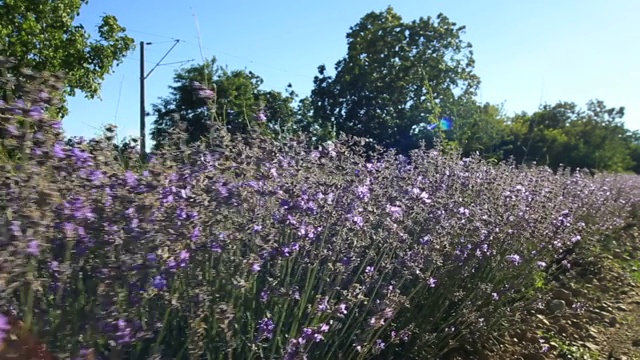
(65, 0, 640, 145)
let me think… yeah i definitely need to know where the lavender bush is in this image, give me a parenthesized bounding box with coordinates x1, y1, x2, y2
(1, 60, 640, 359)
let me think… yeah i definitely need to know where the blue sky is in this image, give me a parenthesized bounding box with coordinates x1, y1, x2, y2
(65, 0, 640, 145)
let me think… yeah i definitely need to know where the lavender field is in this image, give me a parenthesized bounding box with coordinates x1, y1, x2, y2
(1, 69, 640, 360)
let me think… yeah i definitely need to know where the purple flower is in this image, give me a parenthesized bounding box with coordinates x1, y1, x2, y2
(0, 314, 10, 342)
(256, 109, 267, 122)
(251, 262, 262, 273)
(355, 185, 370, 200)
(458, 207, 470, 216)
(50, 121, 62, 130)
(27, 240, 40, 256)
(211, 243, 222, 253)
(190, 227, 201, 241)
(124, 171, 138, 187)
(179, 250, 190, 266)
(347, 214, 364, 228)
(152, 275, 167, 290)
(419, 235, 431, 246)
(198, 89, 216, 100)
(506, 254, 522, 265)
(6, 125, 19, 136)
(386, 205, 403, 219)
(259, 289, 269, 303)
(115, 319, 134, 344)
(256, 317, 275, 340)
(28, 106, 44, 119)
(337, 303, 348, 316)
(316, 297, 329, 313)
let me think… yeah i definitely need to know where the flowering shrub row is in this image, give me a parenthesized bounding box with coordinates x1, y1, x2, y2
(1, 65, 639, 359)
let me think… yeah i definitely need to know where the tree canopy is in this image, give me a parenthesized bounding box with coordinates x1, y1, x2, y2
(309, 6, 480, 154)
(6, 1, 638, 175)
(150, 58, 298, 150)
(0, 0, 134, 116)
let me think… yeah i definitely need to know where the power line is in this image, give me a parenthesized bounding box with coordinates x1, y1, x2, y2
(114, 74, 125, 143)
(127, 28, 312, 81)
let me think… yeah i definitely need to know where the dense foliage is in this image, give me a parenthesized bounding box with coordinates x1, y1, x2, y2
(148, 7, 640, 174)
(0, 0, 134, 117)
(150, 58, 300, 151)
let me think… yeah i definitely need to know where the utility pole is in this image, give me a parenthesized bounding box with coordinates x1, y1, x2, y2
(139, 41, 146, 159)
(139, 39, 189, 160)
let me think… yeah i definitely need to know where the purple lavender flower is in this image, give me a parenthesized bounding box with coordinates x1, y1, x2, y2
(190, 227, 201, 241)
(506, 254, 522, 265)
(28, 106, 44, 119)
(124, 171, 138, 187)
(386, 205, 403, 219)
(256, 317, 275, 340)
(337, 303, 348, 317)
(0, 314, 10, 342)
(152, 275, 167, 290)
(256, 108, 267, 122)
(419, 235, 431, 246)
(27, 240, 40, 256)
(50, 120, 62, 130)
(259, 289, 269, 303)
(179, 250, 190, 267)
(316, 297, 330, 313)
(115, 319, 134, 344)
(355, 185, 370, 200)
(6, 124, 19, 136)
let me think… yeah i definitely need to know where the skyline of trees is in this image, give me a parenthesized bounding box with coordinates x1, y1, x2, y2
(3, 3, 639, 174)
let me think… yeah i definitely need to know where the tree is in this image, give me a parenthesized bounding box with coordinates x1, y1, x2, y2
(309, 6, 480, 154)
(501, 100, 638, 173)
(449, 99, 509, 159)
(502, 102, 576, 167)
(0, 0, 134, 116)
(561, 100, 635, 172)
(150, 58, 297, 150)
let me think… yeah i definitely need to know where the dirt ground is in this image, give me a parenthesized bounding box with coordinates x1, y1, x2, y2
(491, 242, 640, 360)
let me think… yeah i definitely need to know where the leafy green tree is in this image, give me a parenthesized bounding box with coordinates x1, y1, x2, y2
(502, 102, 576, 167)
(561, 100, 635, 172)
(501, 100, 638, 173)
(292, 96, 336, 145)
(150, 58, 297, 150)
(0, 0, 134, 116)
(450, 100, 509, 159)
(310, 6, 480, 154)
